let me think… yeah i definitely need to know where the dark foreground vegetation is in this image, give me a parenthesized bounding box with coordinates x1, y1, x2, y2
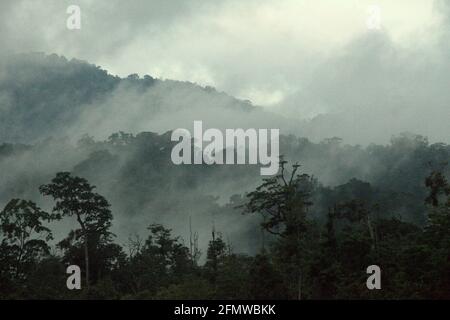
(0, 158, 449, 300)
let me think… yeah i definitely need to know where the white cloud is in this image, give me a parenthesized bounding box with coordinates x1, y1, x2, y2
(1, 0, 449, 144)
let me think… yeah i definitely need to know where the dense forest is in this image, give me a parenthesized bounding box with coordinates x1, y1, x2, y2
(0, 54, 449, 299)
(0, 155, 449, 299)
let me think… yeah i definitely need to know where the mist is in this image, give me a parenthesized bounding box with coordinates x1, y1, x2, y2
(0, 0, 449, 258)
(0, 0, 449, 145)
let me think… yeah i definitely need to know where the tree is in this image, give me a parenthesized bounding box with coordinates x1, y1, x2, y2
(423, 170, 450, 298)
(203, 229, 251, 299)
(39, 172, 113, 289)
(243, 159, 315, 238)
(0, 199, 54, 294)
(123, 224, 194, 297)
(204, 229, 227, 286)
(248, 253, 284, 299)
(243, 159, 317, 299)
(334, 200, 378, 252)
(425, 170, 450, 208)
(424, 170, 450, 250)
(310, 208, 341, 299)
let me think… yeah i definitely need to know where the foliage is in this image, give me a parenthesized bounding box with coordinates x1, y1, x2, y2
(0, 162, 449, 299)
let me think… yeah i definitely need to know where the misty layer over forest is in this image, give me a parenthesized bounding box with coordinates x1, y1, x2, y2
(0, 53, 449, 254)
(0, 51, 449, 300)
(1, 0, 450, 300)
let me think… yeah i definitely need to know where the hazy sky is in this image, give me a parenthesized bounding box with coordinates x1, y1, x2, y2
(1, 0, 449, 141)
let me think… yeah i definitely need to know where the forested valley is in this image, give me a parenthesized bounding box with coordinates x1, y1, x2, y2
(0, 54, 449, 299)
(0, 132, 449, 299)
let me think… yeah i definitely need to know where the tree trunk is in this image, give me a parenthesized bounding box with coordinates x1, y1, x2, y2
(367, 215, 377, 252)
(84, 236, 89, 290)
(298, 270, 302, 300)
(76, 214, 89, 290)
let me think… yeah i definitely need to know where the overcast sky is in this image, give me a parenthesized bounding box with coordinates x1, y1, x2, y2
(1, 0, 449, 137)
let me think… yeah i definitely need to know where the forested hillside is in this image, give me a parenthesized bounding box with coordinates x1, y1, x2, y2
(0, 54, 449, 299)
(0, 53, 296, 143)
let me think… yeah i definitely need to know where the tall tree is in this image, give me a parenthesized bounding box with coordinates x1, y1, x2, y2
(40, 172, 113, 289)
(204, 229, 227, 286)
(243, 159, 316, 299)
(0, 199, 53, 293)
(423, 170, 450, 298)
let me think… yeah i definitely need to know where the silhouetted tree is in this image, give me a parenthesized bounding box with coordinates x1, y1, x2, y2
(40, 172, 113, 290)
(0, 199, 54, 295)
(243, 159, 317, 299)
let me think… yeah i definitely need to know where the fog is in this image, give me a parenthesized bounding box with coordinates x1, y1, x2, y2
(0, 0, 449, 144)
(0, 0, 449, 255)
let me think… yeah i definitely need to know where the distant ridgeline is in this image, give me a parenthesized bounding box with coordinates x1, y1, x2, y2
(0, 53, 257, 143)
